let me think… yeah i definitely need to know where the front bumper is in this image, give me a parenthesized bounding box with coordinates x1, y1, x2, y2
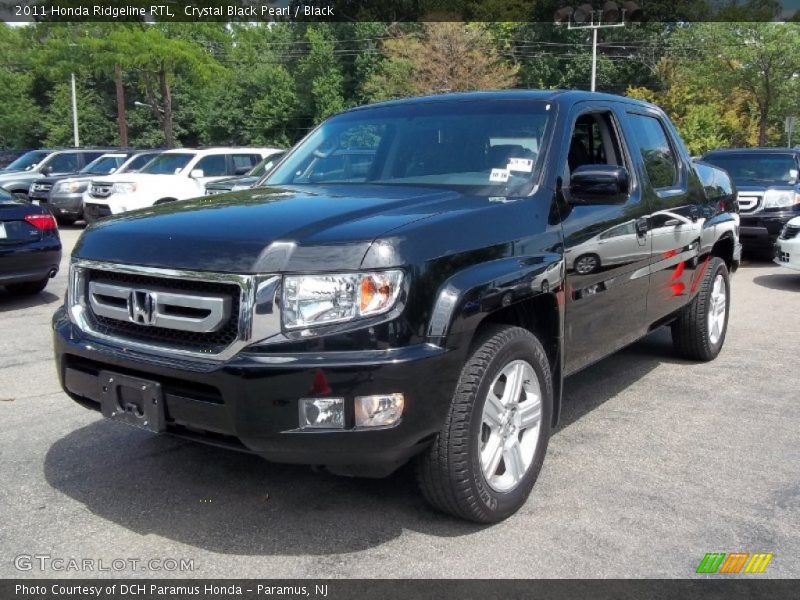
(739, 211, 799, 249)
(775, 237, 800, 271)
(47, 191, 85, 218)
(53, 307, 463, 475)
(0, 240, 61, 285)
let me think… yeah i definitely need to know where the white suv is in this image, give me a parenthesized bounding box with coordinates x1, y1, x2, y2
(83, 147, 280, 221)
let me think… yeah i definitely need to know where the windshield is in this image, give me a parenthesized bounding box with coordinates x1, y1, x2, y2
(265, 100, 551, 194)
(251, 152, 285, 177)
(704, 153, 798, 184)
(5, 150, 50, 172)
(139, 153, 195, 175)
(80, 155, 127, 175)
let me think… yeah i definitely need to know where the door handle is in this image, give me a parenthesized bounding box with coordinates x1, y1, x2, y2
(635, 218, 649, 237)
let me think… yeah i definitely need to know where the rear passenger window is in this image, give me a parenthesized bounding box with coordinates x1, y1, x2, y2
(231, 154, 259, 174)
(195, 155, 227, 177)
(45, 153, 79, 173)
(629, 114, 678, 189)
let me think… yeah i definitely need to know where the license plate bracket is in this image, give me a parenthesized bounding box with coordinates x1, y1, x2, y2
(98, 371, 165, 433)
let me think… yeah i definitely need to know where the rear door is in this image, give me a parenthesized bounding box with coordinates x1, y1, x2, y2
(230, 153, 262, 176)
(191, 154, 230, 192)
(620, 110, 704, 321)
(560, 101, 653, 374)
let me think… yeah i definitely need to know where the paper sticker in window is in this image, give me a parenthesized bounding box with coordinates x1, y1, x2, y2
(490, 168, 510, 182)
(507, 158, 534, 173)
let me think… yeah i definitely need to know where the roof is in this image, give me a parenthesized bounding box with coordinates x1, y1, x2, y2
(343, 89, 657, 113)
(703, 147, 800, 156)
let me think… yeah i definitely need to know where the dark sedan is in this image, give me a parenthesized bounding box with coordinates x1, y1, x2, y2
(0, 187, 61, 296)
(204, 151, 285, 195)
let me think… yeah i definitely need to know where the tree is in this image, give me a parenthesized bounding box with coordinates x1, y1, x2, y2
(365, 22, 518, 101)
(297, 25, 346, 124)
(98, 26, 222, 147)
(670, 23, 800, 145)
(41, 80, 116, 147)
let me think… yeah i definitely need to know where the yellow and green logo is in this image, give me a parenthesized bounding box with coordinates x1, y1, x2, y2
(696, 552, 773, 574)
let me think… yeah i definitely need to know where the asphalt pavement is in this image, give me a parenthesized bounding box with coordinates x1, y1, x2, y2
(1, 225, 798, 578)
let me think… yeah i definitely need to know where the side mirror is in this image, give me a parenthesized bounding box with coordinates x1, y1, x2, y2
(568, 165, 629, 205)
(190, 169, 204, 179)
(41, 164, 53, 175)
(234, 166, 250, 175)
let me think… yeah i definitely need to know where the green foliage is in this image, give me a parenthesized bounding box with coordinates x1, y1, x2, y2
(41, 80, 116, 147)
(298, 25, 346, 124)
(1, 20, 798, 155)
(0, 68, 42, 147)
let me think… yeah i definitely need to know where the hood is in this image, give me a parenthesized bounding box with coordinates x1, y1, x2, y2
(74, 184, 497, 272)
(206, 175, 259, 190)
(33, 173, 91, 186)
(95, 173, 178, 185)
(735, 183, 798, 193)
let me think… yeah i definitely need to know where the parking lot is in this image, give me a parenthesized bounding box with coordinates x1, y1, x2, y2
(1, 225, 798, 579)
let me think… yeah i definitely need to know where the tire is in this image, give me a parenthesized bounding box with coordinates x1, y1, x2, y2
(416, 325, 552, 523)
(671, 257, 730, 361)
(56, 216, 77, 226)
(6, 278, 49, 296)
(574, 253, 600, 275)
(154, 198, 177, 205)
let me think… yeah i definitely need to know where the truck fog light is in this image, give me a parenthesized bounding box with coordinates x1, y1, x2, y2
(299, 398, 344, 429)
(355, 393, 404, 428)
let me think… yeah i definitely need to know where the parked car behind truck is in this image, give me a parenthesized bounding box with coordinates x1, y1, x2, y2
(702, 148, 800, 255)
(83, 147, 281, 221)
(30, 150, 163, 225)
(0, 148, 119, 200)
(54, 91, 739, 523)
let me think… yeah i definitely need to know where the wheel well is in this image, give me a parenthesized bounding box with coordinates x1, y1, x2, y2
(711, 235, 734, 271)
(472, 294, 562, 426)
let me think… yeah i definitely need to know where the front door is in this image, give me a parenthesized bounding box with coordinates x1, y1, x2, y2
(559, 103, 653, 375)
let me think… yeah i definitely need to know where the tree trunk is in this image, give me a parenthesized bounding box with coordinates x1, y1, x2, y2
(114, 64, 128, 147)
(158, 64, 174, 148)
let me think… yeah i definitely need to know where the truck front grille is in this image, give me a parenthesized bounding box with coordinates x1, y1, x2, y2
(736, 194, 761, 213)
(83, 269, 242, 353)
(90, 183, 113, 198)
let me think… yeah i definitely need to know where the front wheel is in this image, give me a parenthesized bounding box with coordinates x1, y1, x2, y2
(416, 325, 552, 523)
(671, 256, 730, 361)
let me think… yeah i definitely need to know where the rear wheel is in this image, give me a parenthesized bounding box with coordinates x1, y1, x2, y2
(6, 278, 49, 296)
(416, 325, 552, 523)
(671, 257, 730, 361)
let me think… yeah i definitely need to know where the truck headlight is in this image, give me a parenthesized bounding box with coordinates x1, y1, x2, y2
(112, 182, 137, 194)
(763, 189, 800, 209)
(283, 270, 403, 330)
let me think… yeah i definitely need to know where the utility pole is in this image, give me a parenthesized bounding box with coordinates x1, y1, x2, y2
(70, 72, 79, 147)
(555, 2, 640, 92)
(114, 64, 128, 147)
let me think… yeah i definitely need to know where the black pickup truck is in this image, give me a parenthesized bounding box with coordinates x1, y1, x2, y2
(53, 91, 740, 523)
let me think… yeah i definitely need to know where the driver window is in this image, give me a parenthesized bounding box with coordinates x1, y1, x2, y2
(567, 112, 623, 180)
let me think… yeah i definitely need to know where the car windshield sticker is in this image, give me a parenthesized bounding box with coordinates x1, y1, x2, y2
(490, 168, 510, 182)
(507, 158, 534, 173)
